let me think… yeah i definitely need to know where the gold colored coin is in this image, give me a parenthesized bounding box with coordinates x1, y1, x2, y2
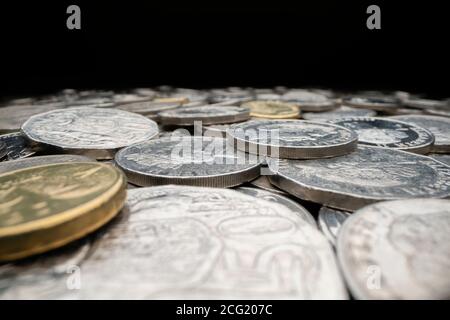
(242, 100, 300, 119)
(0, 162, 127, 261)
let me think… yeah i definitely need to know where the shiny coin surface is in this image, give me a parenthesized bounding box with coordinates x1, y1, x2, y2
(342, 96, 399, 112)
(237, 186, 317, 227)
(281, 90, 336, 112)
(227, 119, 358, 159)
(403, 98, 447, 110)
(242, 100, 300, 119)
(337, 199, 450, 299)
(429, 153, 450, 166)
(22, 107, 159, 159)
(115, 136, 261, 187)
(389, 115, 450, 153)
(330, 117, 434, 154)
(0, 132, 37, 161)
(159, 105, 250, 126)
(0, 162, 127, 261)
(267, 146, 450, 211)
(0, 141, 6, 160)
(318, 207, 350, 246)
(116, 101, 181, 119)
(8, 185, 346, 299)
(302, 106, 376, 122)
(0, 154, 95, 174)
(0, 104, 65, 133)
(249, 175, 288, 195)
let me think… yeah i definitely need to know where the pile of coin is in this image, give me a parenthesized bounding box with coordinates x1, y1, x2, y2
(0, 87, 449, 300)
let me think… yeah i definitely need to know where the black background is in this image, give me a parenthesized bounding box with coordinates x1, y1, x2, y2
(0, 1, 448, 98)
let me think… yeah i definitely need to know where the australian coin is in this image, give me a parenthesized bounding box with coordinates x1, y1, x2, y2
(7, 185, 346, 299)
(267, 146, 450, 211)
(159, 105, 250, 126)
(153, 97, 190, 104)
(0, 104, 66, 133)
(330, 117, 434, 154)
(242, 100, 300, 119)
(226, 119, 358, 159)
(0, 154, 95, 174)
(113, 93, 153, 105)
(116, 101, 181, 120)
(249, 175, 288, 195)
(342, 96, 399, 112)
(337, 199, 450, 299)
(318, 207, 350, 246)
(389, 115, 450, 153)
(0, 162, 127, 262)
(114, 136, 261, 187)
(429, 154, 450, 166)
(302, 106, 376, 122)
(237, 186, 317, 227)
(21, 107, 159, 159)
(0, 132, 37, 161)
(281, 90, 336, 112)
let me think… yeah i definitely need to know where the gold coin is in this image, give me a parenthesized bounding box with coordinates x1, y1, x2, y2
(0, 162, 127, 261)
(242, 100, 300, 119)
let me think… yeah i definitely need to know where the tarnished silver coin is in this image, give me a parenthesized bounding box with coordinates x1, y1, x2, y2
(226, 119, 358, 159)
(159, 105, 250, 126)
(389, 115, 450, 153)
(0, 155, 95, 174)
(237, 186, 317, 227)
(116, 101, 181, 119)
(115, 136, 261, 187)
(21, 107, 159, 159)
(337, 199, 450, 300)
(0, 185, 346, 299)
(429, 154, 450, 166)
(281, 90, 336, 112)
(249, 175, 288, 195)
(0, 132, 37, 161)
(318, 207, 350, 246)
(0, 104, 66, 133)
(267, 146, 450, 211)
(329, 117, 434, 154)
(0, 141, 6, 160)
(342, 96, 399, 112)
(302, 106, 376, 122)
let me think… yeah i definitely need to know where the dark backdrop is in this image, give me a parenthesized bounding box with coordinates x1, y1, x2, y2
(0, 1, 448, 97)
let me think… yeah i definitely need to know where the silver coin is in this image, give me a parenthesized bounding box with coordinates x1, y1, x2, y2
(0, 104, 66, 133)
(318, 207, 350, 246)
(0, 155, 95, 174)
(113, 93, 153, 105)
(329, 117, 434, 154)
(249, 175, 288, 195)
(342, 96, 399, 112)
(429, 153, 450, 166)
(337, 199, 450, 299)
(226, 119, 358, 159)
(116, 101, 181, 119)
(281, 90, 336, 112)
(403, 98, 447, 110)
(21, 107, 159, 159)
(389, 115, 450, 153)
(159, 105, 250, 126)
(302, 106, 376, 122)
(237, 186, 317, 227)
(115, 136, 261, 187)
(267, 146, 450, 211)
(0, 132, 37, 161)
(6, 185, 345, 299)
(0, 141, 6, 160)
(424, 108, 450, 118)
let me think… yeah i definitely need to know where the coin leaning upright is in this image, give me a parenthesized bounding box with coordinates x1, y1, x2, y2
(158, 105, 250, 126)
(0, 162, 127, 262)
(329, 117, 435, 154)
(226, 119, 358, 159)
(21, 107, 159, 159)
(114, 136, 261, 187)
(267, 146, 450, 211)
(337, 199, 450, 299)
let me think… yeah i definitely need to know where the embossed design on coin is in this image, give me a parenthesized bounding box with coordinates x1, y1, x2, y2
(337, 199, 450, 299)
(0, 132, 37, 161)
(0, 141, 6, 160)
(390, 115, 450, 153)
(318, 207, 350, 246)
(330, 117, 434, 154)
(115, 137, 261, 187)
(302, 106, 376, 122)
(158, 106, 250, 126)
(267, 146, 450, 211)
(21, 107, 158, 159)
(237, 187, 317, 227)
(429, 154, 450, 166)
(227, 119, 358, 159)
(241, 101, 300, 119)
(0, 162, 126, 261)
